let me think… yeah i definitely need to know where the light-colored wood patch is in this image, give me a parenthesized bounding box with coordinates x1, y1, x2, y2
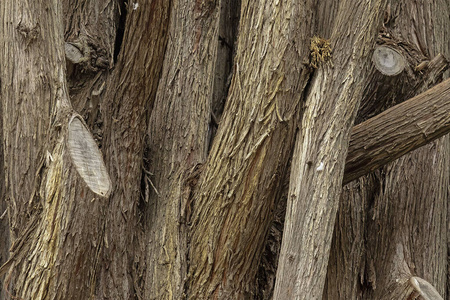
(68, 117, 111, 197)
(372, 45, 405, 76)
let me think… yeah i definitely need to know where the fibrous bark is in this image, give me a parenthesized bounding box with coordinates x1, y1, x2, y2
(187, 0, 315, 298)
(142, 0, 219, 298)
(97, 1, 171, 298)
(325, 0, 450, 299)
(0, 1, 109, 299)
(0, 1, 170, 299)
(344, 76, 450, 184)
(274, 0, 387, 298)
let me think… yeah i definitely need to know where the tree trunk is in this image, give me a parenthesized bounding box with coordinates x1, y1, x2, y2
(142, 0, 219, 298)
(186, 0, 315, 297)
(274, 0, 388, 298)
(0, 105, 6, 300)
(0, 0, 449, 299)
(324, 0, 450, 299)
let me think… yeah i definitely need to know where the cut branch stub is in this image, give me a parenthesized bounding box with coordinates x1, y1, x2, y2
(65, 42, 84, 64)
(410, 277, 444, 300)
(372, 45, 405, 76)
(68, 116, 111, 197)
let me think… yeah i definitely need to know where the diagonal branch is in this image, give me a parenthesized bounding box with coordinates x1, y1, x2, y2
(344, 77, 450, 185)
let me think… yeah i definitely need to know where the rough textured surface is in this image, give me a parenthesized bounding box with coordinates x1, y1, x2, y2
(142, 0, 220, 298)
(345, 77, 450, 184)
(0, 102, 6, 300)
(187, 0, 315, 298)
(274, 0, 387, 298)
(1, 0, 449, 299)
(0, 0, 169, 299)
(324, 0, 450, 299)
(0, 1, 107, 298)
(98, 1, 171, 298)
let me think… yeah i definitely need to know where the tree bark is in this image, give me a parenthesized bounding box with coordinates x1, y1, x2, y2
(96, 1, 171, 298)
(1, 0, 449, 299)
(274, 0, 387, 298)
(0, 1, 109, 299)
(0, 106, 6, 300)
(324, 0, 450, 299)
(0, 1, 170, 299)
(187, 1, 315, 298)
(142, 0, 219, 298)
(344, 76, 450, 184)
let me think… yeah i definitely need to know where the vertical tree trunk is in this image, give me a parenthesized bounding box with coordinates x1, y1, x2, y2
(324, 0, 450, 299)
(95, 1, 171, 298)
(142, 0, 219, 298)
(0, 1, 170, 299)
(187, 1, 315, 298)
(0, 108, 6, 300)
(273, 0, 387, 298)
(0, 1, 108, 299)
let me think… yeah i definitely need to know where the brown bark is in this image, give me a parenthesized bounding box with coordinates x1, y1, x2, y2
(0, 109, 6, 300)
(142, 0, 219, 298)
(274, 0, 387, 298)
(97, 1, 171, 298)
(1, 0, 449, 299)
(325, 0, 450, 299)
(344, 76, 450, 184)
(62, 0, 118, 123)
(0, 1, 108, 299)
(0, 1, 170, 299)
(187, 1, 315, 298)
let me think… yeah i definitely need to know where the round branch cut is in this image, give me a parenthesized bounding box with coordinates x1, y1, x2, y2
(372, 46, 405, 76)
(68, 117, 111, 197)
(410, 276, 444, 300)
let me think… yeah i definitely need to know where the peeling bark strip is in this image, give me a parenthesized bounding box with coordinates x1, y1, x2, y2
(344, 77, 450, 184)
(68, 116, 111, 196)
(274, 0, 387, 299)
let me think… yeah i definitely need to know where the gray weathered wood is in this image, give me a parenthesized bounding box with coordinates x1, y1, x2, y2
(274, 0, 387, 298)
(410, 277, 444, 300)
(372, 45, 405, 76)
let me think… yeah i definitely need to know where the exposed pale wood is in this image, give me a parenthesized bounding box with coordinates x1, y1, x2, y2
(68, 116, 111, 196)
(372, 45, 405, 76)
(64, 42, 84, 64)
(344, 77, 450, 184)
(411, 277, 444, 300)
(273, 0, 387, 298)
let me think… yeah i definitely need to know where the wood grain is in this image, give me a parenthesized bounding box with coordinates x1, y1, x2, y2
(68, 117, 111, 197)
